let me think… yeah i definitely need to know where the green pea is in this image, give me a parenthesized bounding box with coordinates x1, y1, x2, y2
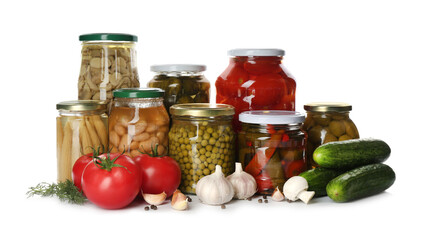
(201, 139, 208, 146)
(208, 164, 215, 171)
(209, 138, 216, 145)
(203, 133, 210, 140)
(203, 168, 210, 175)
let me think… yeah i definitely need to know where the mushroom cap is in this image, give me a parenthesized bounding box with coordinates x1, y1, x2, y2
(283, 176, 309, 201)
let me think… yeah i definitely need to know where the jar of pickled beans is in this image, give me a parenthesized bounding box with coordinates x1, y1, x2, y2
(302, 102, 360, 168)
(108, 88, 169, 158)
(238, 111, 307, 195)
(168, 103, 236, 194)
(216, 49, 296, 132)
(56, 100, 108, 182)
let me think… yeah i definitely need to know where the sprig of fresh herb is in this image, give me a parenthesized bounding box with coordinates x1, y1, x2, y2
(27, 180, 86, 205)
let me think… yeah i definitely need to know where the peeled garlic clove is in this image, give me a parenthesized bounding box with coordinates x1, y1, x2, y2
(171, 190, 188, 211)
(227, 163, 257, 200)
(142, 192, 167, 205)
(271, 186, 285, 202)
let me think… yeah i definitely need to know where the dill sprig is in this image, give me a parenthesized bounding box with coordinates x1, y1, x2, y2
(27, 180, 86, 205)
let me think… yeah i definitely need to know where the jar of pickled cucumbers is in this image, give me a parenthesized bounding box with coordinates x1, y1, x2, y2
(78, 33, 140, 110)
(238, 110, 307, 195)
(168, 103, 235, 194)
(109, 88, 169, 158)
(56, 100, 108, 182)
(148, 64, 210, 114)
(302, 102, 360, 168)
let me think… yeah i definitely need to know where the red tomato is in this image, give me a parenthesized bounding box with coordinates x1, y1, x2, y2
(247, 73, 286, 107)
(133, 154, 181, 197)
(244, 58, 282, 75)
(82, 153, 141, 209)
(216, 65, 249, 98)
(72, 153, 93, 192)
(284, 160, 307, 178)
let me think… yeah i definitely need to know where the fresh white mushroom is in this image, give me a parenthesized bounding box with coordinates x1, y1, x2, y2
(283, 176, 315, 204)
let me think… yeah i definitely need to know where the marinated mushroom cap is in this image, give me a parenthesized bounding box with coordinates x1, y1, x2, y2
(283, 176, 309, 201)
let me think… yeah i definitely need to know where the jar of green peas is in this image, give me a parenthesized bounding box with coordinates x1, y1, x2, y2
(168, 103, 235, 194)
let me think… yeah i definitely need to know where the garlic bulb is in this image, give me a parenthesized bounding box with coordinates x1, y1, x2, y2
(226, 162, 257, 199)
(196, 165, 234, 205)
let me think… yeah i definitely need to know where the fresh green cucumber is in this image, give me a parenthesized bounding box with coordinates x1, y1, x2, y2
(326, 163, 395, 202)
(299, 168, 344, 197)
(313, 138, 391, 169)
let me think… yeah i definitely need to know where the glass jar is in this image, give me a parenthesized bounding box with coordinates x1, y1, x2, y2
(302, 102, 360, 168)
(78, 33, 140, 110)
(216, 49, 296, 132)
(238, 110, 306, 195)
(56, 100, 108, 182)
(168, 103, 235, 194)
(109, 88, 169, 158)
(148, 64, 210, 115)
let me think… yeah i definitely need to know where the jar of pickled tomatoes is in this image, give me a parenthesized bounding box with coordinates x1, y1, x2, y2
(109, 88, 169, 158)
(216, 49, 296, 132)
(238, 110, 307, 195)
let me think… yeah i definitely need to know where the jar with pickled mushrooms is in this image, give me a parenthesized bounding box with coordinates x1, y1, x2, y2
(56, 100, 108, 182)
(168, 103, 235, 194)
(109, 88, 169, 158)
(148, 64, 210, 115)
(78, 33, 140, 110)
(238, 110, 307, 195)
(302, 102, 360, 168)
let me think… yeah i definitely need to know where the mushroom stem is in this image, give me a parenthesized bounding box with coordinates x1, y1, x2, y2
(298, 190, 315, 204)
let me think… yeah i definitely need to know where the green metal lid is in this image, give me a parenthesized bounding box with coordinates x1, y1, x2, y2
(113, 88, 164, 98)
(79, 33, 138, 42)
(56, 100, 107, 111)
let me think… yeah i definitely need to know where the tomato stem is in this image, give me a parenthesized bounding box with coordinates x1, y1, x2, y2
(138, 143, 166, 158)
(93, 151, 128, 172)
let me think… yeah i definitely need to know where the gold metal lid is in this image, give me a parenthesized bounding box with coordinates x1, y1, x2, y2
(56, 100, 107, 111)
(304, 102, 352, 112)
(170, 103, 235, 117)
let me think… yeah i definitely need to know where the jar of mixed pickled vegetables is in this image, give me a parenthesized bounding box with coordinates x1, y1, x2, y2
(148, 64, 210, 114)
(109, 88, 169, 158)
(238, 111, 307, 195)
(78, 33, 140, 110)
(168, 103, 235, 194)
(302, 102, 360, 168)
(216, 49, 296, 132)
(56, 100, 108, 182)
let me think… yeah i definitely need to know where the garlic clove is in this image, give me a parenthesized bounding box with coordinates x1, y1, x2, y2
(271, 186, 285, 202)
(171, 190, 188, 211)
(142, 192, 167, 206)
(298, 190, 315, 204)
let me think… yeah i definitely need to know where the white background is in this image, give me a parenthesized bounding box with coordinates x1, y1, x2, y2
(1, 0, 424, 239)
